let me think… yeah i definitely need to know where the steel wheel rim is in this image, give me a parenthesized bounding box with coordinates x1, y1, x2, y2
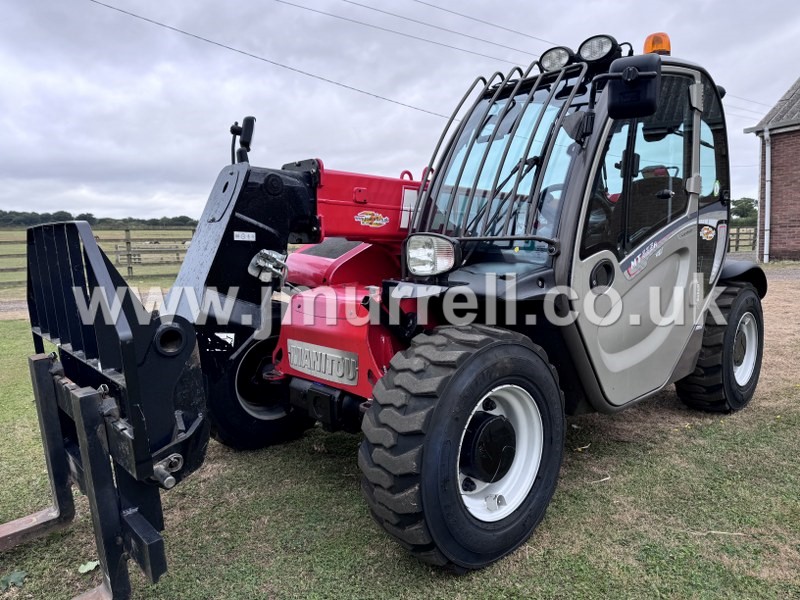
(236, 343, 288, 421)
(456, 384, 544, 522)
(732, 311, 758, 387)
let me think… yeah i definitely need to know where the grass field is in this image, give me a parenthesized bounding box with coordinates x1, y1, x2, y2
(0, 275, 799, 598)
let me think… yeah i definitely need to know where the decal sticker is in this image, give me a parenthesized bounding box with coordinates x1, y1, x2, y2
(620, 215, 695, 280)
(624, 238, 663, 279)
(700, 225, 716, 241)
(713, 180, 721, 197)
(354, 210, 390, 228)
(233, 231, 256, 241)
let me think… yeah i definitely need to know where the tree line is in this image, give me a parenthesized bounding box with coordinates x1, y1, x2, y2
(0, 200, 757, 230)
(731, 198, 758, 227)
(0, 211, 197, 229)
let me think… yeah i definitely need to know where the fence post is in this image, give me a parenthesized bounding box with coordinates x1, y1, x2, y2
(125, 229, 133, 277)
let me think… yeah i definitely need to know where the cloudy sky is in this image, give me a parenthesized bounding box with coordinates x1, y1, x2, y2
(1, 0, 796, 219)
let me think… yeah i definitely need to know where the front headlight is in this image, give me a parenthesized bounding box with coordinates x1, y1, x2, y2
(406, 234, 459, 276)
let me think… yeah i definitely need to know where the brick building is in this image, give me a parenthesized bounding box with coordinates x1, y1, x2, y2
(745, 77, 800, 261)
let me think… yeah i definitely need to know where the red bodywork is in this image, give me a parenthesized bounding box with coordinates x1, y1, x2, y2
(316, 160, 420, 244)
(274, 162, 421, 398)
(275, 285, 404, 399)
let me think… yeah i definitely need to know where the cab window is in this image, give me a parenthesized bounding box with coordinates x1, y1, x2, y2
(581, 74, 694, 260)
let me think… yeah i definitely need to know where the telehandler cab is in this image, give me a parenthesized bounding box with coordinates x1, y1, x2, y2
(1, 32, 767, 598)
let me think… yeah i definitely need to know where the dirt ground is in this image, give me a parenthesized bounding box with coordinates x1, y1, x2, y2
(0, 289, 169, 322)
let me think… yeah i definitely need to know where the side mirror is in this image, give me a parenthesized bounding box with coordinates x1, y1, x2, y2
(607, 54, 661, 119)
(239, 116, 256, 151)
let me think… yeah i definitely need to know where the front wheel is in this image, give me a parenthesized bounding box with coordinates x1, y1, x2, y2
(359, 325, 565, 570)
(201, 334, 314, 450)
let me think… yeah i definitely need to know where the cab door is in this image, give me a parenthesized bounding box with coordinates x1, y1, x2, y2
(696, 75, 731, 299)
(570, 70, 702, 406)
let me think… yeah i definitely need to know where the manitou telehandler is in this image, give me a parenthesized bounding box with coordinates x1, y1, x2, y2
(1, 32, 767, 598)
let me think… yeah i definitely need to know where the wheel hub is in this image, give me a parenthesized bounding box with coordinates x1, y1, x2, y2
(732, 312, 758, 386)
(235, 341, 289, 421)
(456, 384, 544, 523)
(459, 411, 516, 483)
(733, 330, 746, 366)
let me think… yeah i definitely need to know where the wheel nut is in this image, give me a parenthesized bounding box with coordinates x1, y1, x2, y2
(482, 398, 497, 411)
(486, 494, 506, 512)
(461, 477, 476, 492)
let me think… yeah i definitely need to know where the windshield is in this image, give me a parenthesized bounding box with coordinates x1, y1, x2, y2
(418, 65, 586, 249)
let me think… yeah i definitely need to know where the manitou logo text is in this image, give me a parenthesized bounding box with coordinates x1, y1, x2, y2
(287, 340, 359, 386)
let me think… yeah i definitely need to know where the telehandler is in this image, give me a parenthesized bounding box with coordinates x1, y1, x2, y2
(0, 32, 766, 598)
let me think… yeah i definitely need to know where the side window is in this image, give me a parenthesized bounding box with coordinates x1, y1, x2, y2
(699, 78, 729, 207)
(581, 121, 629, 258)
(699, 120, 717, 203)
(581, 74, 694, 260)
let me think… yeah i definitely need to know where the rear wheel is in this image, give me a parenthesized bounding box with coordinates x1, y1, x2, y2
(676, 283, 764, 412)
(202, 335, 313, 450)
(359, 325, 564, 570)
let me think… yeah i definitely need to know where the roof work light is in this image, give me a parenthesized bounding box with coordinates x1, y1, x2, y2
(540, 46, 574, 72)
(578, 35, 619, 63)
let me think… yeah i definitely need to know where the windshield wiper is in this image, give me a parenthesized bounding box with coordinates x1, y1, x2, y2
(461, 155, 539, 236)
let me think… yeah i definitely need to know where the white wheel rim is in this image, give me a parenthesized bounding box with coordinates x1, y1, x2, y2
(456, 384, 544, 523)
(733, 312, 758, 387)
(236, 344, 288, 421)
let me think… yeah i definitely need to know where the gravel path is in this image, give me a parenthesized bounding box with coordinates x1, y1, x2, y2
(0, 289, 168, 321)
(764, 265, 800, 282)
(0, 299, 27, 321)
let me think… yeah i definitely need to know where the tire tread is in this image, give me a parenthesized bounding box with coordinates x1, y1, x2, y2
(675, 282, 759, 412)
(359, 325, 562, 569)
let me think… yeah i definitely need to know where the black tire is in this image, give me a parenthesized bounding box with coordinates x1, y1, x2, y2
(676, 282, 764, 412)
(359, 325, 565, 570)
(204, 336, 314, 450)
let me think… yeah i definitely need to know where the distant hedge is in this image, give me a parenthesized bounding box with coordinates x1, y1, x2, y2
(0, 211, 197, 229)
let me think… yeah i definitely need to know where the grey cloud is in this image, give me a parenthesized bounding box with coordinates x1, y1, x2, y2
(0, 0, 795, 218)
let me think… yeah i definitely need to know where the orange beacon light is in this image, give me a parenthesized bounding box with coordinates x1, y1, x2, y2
(644, 32, 671, 56)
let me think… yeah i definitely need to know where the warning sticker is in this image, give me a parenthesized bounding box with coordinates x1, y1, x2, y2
(700, 225, 716, 241)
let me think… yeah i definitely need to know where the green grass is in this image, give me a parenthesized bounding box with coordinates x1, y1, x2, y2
(0, 314, 799, 599)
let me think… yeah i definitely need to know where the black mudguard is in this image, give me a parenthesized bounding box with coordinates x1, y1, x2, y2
(719, 259, 768, 298)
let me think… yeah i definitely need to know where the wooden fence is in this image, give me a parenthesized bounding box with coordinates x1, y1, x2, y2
(0, 224, 762, 291)
(0, 228, 194, 289)
(113, 229, 193, 277)
(728, 226, 756, 252)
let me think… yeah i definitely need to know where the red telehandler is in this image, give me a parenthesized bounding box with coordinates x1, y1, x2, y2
(0, 33, 766, 598)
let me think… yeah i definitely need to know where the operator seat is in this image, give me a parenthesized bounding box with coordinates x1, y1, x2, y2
(627, 165, 687, 243)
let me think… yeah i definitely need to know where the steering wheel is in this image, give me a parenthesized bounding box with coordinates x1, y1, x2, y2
(590, 187, 614, 220)
(534, 183, 565, 235)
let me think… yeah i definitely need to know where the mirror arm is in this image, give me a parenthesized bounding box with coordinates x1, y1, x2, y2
(228, 116, 256, 164)
(229, 121, 240, 165)
(578, 73, 614, 144)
